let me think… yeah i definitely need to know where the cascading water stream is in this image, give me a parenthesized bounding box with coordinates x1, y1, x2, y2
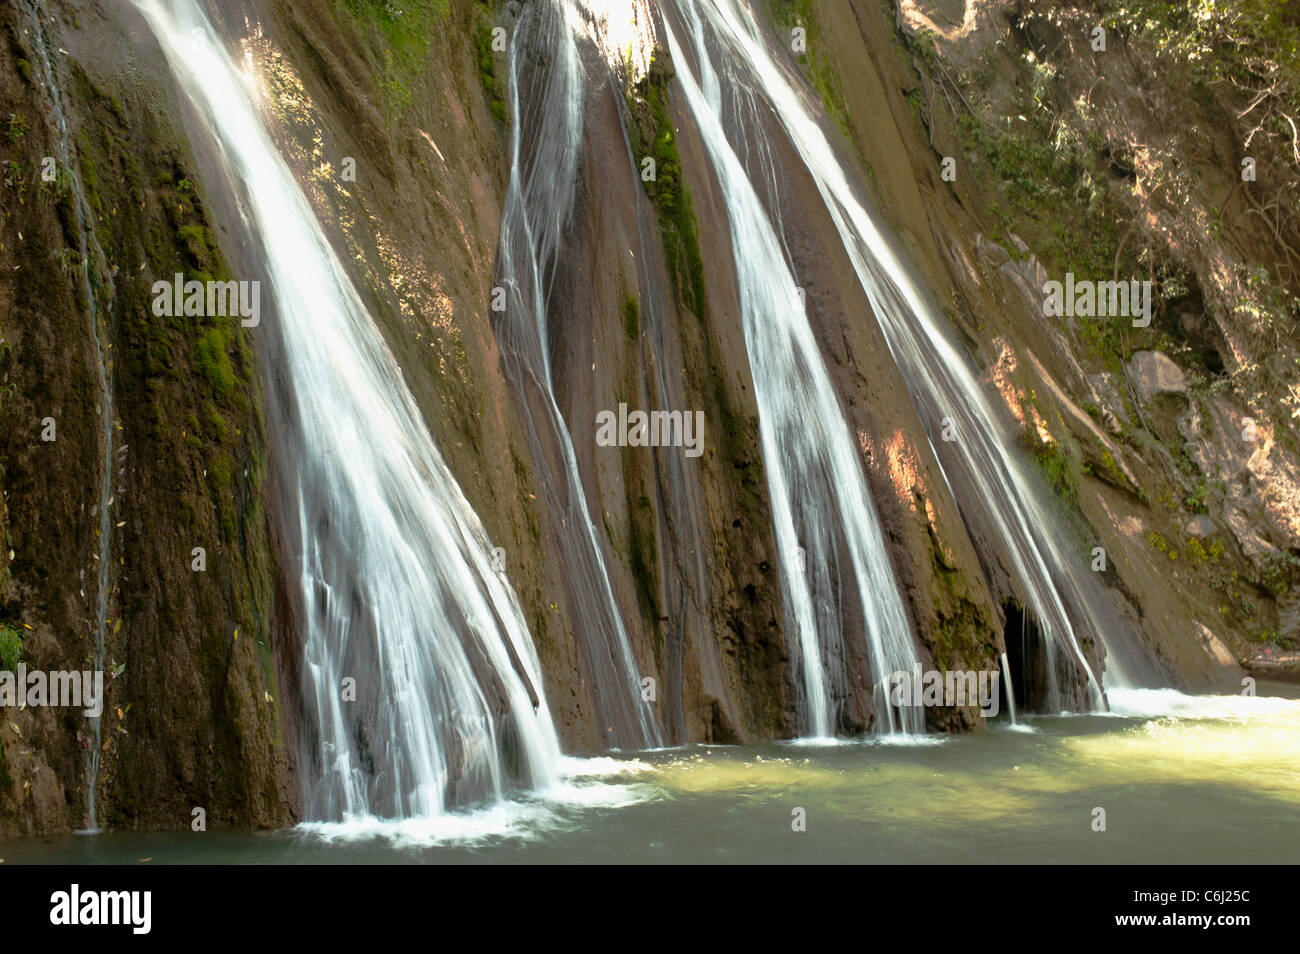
(660, 8, 923, 736)
(683, 0, 1164, 711)
(130, 0, 562, 820)
(20, 0, 117, 832)
(999, 652, 1019, 726)
(495, 0, 660, 748)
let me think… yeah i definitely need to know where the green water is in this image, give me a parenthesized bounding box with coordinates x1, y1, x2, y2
(3, 687, 1297, 864)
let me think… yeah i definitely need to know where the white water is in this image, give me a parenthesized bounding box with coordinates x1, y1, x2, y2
(494, 0, 660, 747)
(1103, 687, 1300, 720)
(130, 0, 562, 819)
(684, 0, 1159, 710)
(999, 651, 1019, 725)
(663, 7, 923, 736)
(297, 755, 656, 849)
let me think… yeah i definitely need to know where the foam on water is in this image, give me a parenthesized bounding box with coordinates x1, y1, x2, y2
(1104, 687, 1300, 720)
(295, 756, 660, 847)
(782, 732, 948, 749)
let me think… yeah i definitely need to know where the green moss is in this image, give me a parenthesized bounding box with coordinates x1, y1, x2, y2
(2, 113, 28, 143)
(207, 456, 231, 493)
(627, 51, 708, 317)
(0, 624, 22, 668)
(1023, 432, 1080, 503)
(335, 0, 451, 120)
(510, 445, 542, 541)
(78, 153, 100, 215)
(202, 402, 228, 442)
(623, 294, 641, 340)
(195, 327, 236, 397)
(176, 224, 213, 267)
(627, 494, 661, 625)
(475, 10, 508, 124)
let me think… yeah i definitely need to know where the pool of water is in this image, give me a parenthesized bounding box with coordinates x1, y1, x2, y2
(3, 686, 1297, 864)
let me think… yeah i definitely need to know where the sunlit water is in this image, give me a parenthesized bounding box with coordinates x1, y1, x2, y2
(7, 686, 1296, 864)
(661, 1, 923, 736)
(129, 0, 563, 819)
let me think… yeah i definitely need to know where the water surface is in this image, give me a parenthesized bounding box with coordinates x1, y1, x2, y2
(4, 686, 1296, 864)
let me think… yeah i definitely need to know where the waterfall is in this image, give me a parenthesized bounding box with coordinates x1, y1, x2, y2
(494, 0, 660, 749)
(20, 0, 117, 832)
(999, 652, 1019, 726)
(129, 0, 562, 820)
(661, 7, 923, 736)
(682, 0, 1162, 711)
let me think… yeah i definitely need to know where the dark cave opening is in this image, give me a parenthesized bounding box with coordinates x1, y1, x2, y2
(1157, 277, 1228, 378)
(1001, 600, 1051, 714)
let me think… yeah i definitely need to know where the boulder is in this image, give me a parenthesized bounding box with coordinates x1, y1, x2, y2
(1127, 350, 1187, 401)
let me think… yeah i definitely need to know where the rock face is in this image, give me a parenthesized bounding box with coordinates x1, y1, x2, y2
(797, 0, 1300, 696)
(1127, 351, 1188, 401)
(2, 0, 1298, 836)
(0, 0, 292, 836)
